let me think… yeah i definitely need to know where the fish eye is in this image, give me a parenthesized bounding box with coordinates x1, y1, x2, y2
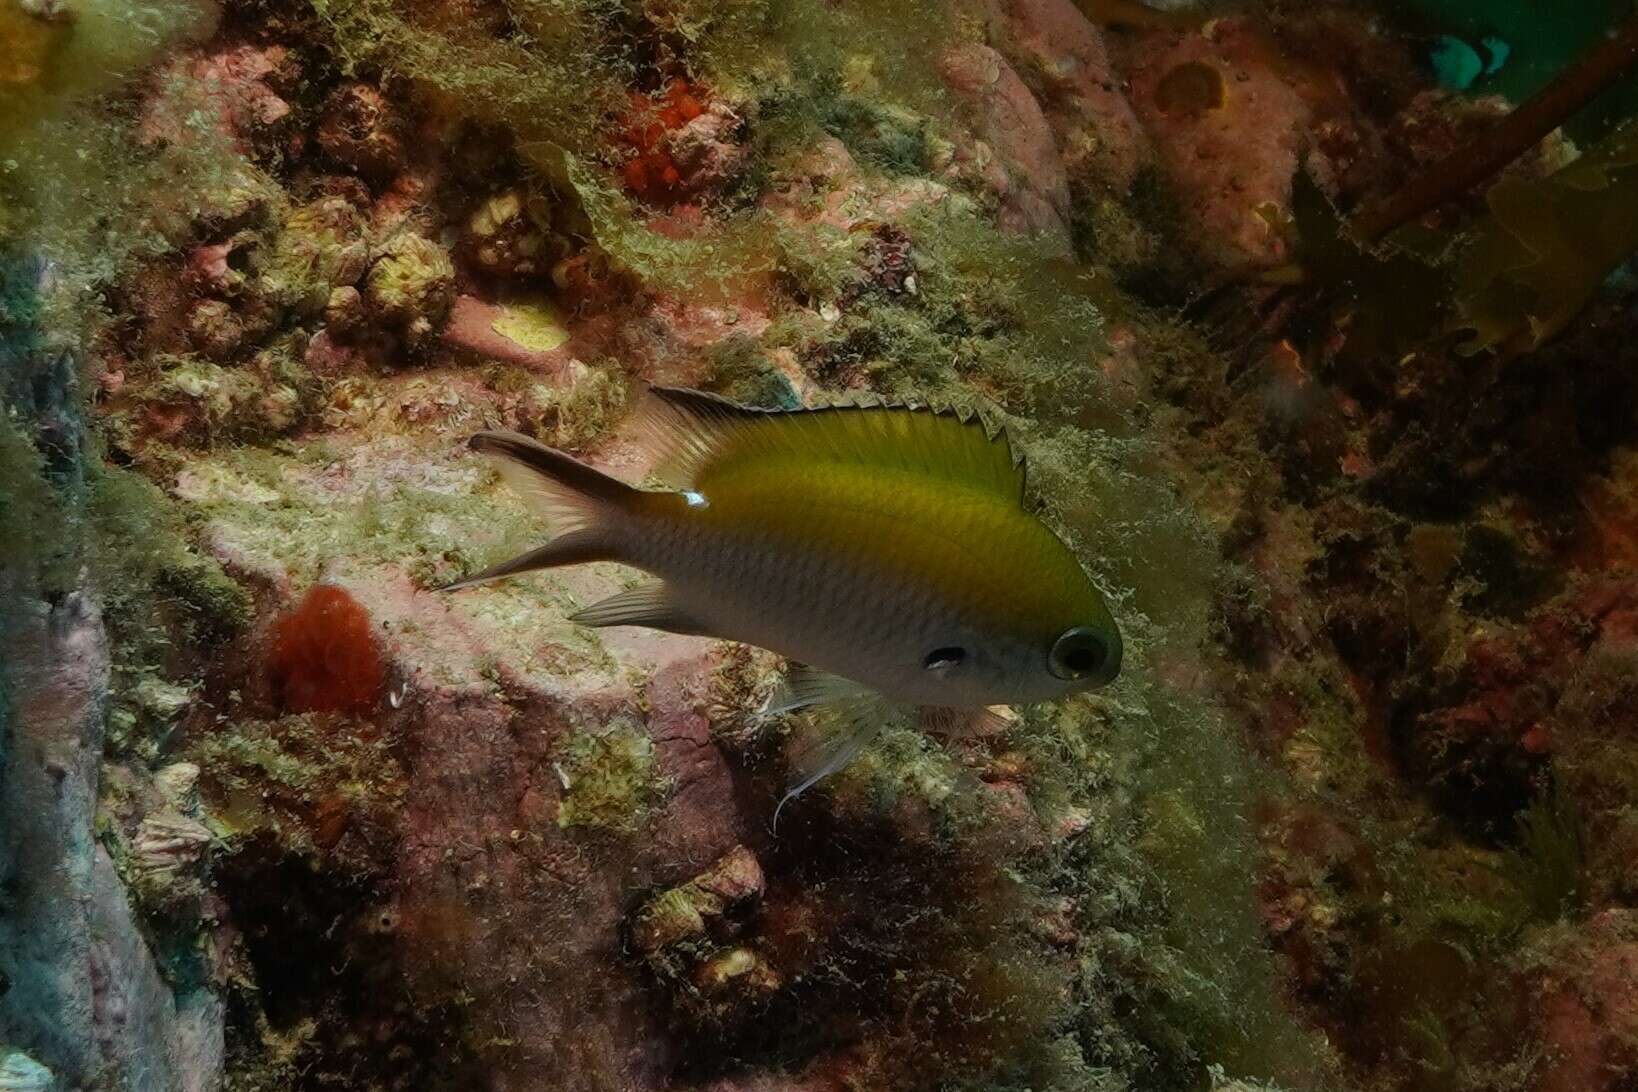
(923, 646, 966, 672)
(1048, 627, 1107, 681)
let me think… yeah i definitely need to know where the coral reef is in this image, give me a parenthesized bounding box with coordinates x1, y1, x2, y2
(6, 0, 1638, 1090)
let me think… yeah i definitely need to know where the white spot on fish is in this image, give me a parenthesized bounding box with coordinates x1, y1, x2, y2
(684, 490, 709, 508)
(388, 682, 408, 709)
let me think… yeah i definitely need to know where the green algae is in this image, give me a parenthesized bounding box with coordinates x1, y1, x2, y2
(1, 6, 266, 345)
(310, 0, 631, 158)
(85, 464, 251, 757)
(520, 360, 629, 451)
(0, 409, 71, 597)
(554, 721, 667, 832)
(191, 713, 404, 864)
(490, 297, 572, 352)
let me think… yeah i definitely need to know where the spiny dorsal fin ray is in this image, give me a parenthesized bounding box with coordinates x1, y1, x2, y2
(637, 386, 1027, 504)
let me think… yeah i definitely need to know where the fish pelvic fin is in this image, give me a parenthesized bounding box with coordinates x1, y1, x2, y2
(762, 664, 874, 716)
(770, 688, 891, 833)
(442, 431, 636, 592)
(570, 580, 714, 636)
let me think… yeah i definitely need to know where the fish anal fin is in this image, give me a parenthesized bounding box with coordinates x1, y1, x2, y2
(569, 581, 714, 636)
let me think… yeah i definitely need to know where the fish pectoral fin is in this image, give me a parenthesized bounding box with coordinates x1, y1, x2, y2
(569, 581, 715, 636)
(761, 664, 874, 717)
(772, 692, 891, 832)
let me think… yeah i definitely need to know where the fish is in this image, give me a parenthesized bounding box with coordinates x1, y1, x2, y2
(445, 386, 1123, 821)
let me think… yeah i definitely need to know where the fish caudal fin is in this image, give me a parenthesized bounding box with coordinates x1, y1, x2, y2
(441, 431, 635, 592)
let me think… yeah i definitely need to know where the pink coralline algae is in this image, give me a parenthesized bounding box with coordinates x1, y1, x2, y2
(142, 44, 299, 156)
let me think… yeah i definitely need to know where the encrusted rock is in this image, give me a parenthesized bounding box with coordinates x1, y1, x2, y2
(693, 946, 780, 997)
(264, 195, 369, 315)
(323, 285, 365, 332)
(186, 298, 245, 361)
(184, 238, 251, 297)
(693, 844, 764, 904)
(633, 887, 708, 952)
(154, 762, 202, 812)
(365, 231, 455, 343)
(632, 844, 765, 954)
(317, 82, 409, 181)
(142, 45, 296, 156)
(662, 101, 749, 199)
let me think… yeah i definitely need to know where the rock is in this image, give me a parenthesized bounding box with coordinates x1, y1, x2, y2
(180, 430, 752, 1089)
(986, 0, 1154, 194)
(0, 590, 223, 1092)
(142, 45, 296, 157)
(940, 43, 1072, 238)
(1123, 17, 1316, 267)
(1534, 912, 1638, 1092)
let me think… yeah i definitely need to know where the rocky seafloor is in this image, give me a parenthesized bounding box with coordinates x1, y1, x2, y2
(4, 0, 1638, 1089)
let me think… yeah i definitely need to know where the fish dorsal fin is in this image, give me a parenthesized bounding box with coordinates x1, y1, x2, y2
(637, 387, 1027, 504)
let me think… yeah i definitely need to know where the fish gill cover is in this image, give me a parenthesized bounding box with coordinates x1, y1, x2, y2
(3, 1, 1638, 1091)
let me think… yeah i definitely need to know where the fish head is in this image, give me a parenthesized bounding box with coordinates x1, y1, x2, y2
(1013, 606, 1122, 704)
(916, 547, 1122, 707)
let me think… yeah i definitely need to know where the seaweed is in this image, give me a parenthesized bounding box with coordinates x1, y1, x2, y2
(1453, 117, 1638, 354)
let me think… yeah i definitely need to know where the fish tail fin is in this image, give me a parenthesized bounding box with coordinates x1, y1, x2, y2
(441, 431, 636, 592)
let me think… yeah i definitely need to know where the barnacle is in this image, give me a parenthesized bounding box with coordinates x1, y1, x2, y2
(365, 230, 455, 342)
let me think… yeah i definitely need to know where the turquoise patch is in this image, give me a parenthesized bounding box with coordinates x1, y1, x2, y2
(1430, 35, 1483, 90)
